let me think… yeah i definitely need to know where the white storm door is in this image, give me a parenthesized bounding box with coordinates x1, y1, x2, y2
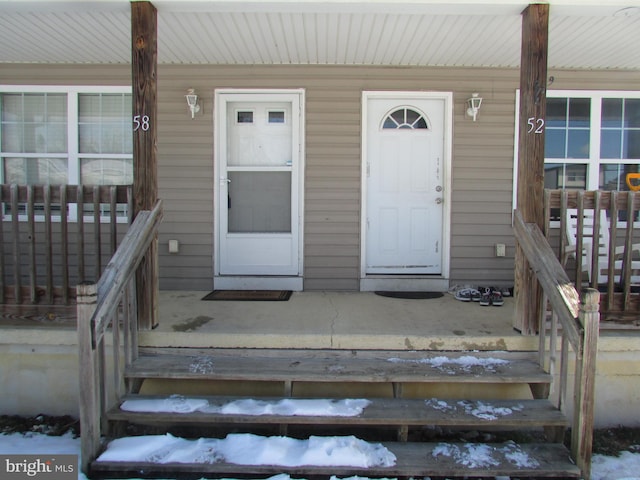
(366, 97, 445, 274)
(218, 94, 300, 276)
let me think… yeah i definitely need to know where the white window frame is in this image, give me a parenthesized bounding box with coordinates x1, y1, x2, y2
(0, 85, 132, 223)
(513, 89, 640, 222)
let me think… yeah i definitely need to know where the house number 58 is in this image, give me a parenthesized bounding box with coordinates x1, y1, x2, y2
(527, 117, 544, 134)
(133, 115, 150, 132)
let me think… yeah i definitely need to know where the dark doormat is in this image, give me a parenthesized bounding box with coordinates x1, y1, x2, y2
(374, 291, 444, 300)
(202, 290, 293, 301)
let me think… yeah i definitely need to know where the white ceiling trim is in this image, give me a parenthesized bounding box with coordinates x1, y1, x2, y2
(0, 1, 638, 69)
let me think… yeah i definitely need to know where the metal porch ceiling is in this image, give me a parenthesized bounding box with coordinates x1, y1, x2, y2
(0, 0, 639, 70)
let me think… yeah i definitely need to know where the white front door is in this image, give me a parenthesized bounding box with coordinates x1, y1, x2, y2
(215, 91, 303, 284)
(364, 94, 448, 275)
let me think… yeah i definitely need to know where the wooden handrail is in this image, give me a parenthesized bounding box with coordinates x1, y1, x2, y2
(92, 200, 163, 346)
(514, 209, 599, 480)
(77, 199, 162, 474)
(513, 210, 582, 348)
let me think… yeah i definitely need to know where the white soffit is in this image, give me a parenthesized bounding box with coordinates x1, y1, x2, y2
(0, 1, 638, 69)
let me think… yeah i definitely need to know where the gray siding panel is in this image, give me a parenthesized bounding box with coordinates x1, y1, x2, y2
(2, 64, 640, 290)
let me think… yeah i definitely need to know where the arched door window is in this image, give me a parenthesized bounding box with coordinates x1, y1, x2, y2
(382, 107, 429, 130)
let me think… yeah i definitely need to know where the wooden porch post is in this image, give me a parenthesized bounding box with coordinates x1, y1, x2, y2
(514, 4, 549, 334)
(131, 0, 158, 330)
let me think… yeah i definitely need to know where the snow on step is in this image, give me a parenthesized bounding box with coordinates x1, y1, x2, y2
(120, 396, 371, 416)
(92, 434, 581, 478)
(96, 433, 396, 468)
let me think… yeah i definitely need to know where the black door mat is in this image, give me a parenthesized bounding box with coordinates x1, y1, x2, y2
(202, 290, 293, 301)
(374, 291, 444, 299)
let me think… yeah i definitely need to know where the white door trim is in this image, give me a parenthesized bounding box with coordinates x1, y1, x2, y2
(213, 88, 305, 291)
(360, 91, 453, 291)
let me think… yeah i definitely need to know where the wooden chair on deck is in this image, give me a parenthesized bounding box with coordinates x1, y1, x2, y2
(563, 208, 640, 286)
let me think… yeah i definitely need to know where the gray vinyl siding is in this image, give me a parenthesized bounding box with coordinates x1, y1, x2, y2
(2, 64, 640, 291)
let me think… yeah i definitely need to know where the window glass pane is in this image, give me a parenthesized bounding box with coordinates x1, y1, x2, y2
(47, 124, 67, 153)
(383, 117, 397, 129)
(79, 94, 100, 122)
(79, 124, 99, 153)
(626, 99, 640, 128)
(599, 164, 640, 191)
(23, 94, 45, 122)
(625, 130, 640, 159)
(237, 111, 253, 123)
(567, 129, 590, 158)
(4, 157, 68, 184)
(391, 110, 404, 125)
(81, 158, 133, 185)
(268, 111, 285, 124)
(102, 123, 126, 152)
(1, 123, 22, 152)
(545, 129, 566, 158)
(383, 108, 428, 130)
(1, 93, 67, 154)
(78, 93, 131, 154)
(568, 98, 590, 127)
(414, 117, 428, 129)
(546, 98, 567, 127)
(544, 163, 587, 189)
(602, 98, 623, 128)
(601, 130, 622, 158)
(405, 109, 419, 125)
(2, 94, 23, 122)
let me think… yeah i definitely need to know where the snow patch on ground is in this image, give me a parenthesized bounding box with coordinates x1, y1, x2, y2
(120, 396, 371, 417)
(97, 433, 396, 468)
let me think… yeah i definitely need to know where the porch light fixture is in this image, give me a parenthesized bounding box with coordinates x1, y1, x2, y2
(185, 88, 200, 119)
(466, 93, 482, 122)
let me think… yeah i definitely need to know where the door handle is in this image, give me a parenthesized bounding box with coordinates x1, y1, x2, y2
(435, 198, 443, 204)
(220, 177, 231, 185)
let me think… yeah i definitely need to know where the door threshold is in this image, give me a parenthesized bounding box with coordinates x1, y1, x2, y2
(214, 276, 303, 291)
(360, 277, 449, 292)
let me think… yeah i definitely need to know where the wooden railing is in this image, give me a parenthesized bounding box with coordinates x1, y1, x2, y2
(514, 209, 599, 480)
(0, 184, 133, 305)
(545, 189, 640, 321)
(77, 200, 162, 473)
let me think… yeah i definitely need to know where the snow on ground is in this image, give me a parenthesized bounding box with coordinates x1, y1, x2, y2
(1, 430, 640, 479)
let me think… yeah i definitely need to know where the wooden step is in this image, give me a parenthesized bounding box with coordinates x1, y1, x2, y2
(90, 440, 581, 479)
(107, 395, 568, 429)
(128, 348, 551, 386)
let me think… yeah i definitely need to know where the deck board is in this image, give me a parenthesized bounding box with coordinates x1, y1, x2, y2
(127, 349, 551, 385)
(108, 395, 568, 428)
(91, 441, 580, 478)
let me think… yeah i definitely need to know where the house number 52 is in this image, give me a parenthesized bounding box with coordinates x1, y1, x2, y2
(527, 117, 544, 134)
(133, 115, 150, 132)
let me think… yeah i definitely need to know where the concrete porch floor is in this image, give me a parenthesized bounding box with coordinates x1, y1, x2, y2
(146, 291, 537, 351)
